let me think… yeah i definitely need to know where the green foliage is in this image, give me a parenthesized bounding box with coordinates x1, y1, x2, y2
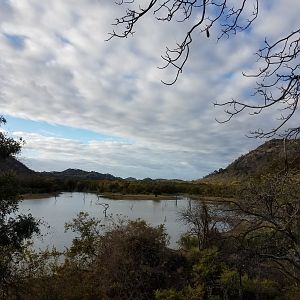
(0, 118, 40, 298)
(241, 275, 279, 298)
(178, 234, 199, 251)
(0, 134, 23, 159)
(0, 174, 19, 214)
(155, 288, 185, 300)
(64, 211, 104, 260)
(96, 179, 236, 198)
(155, 284, 205, 300)
(219, 268, 239, 290)
(17, 216, 188, 299)
(13, 161, 237, 197)
(192, 248, 223, 290)
(0, 116, 23, 159)
(77, 219, 187, 299)
(281, 286, 300, 300)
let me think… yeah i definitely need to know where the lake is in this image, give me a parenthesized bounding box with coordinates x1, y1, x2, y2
(19, 192, 197, 250)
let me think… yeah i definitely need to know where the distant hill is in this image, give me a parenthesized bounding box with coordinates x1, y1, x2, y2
(125, 177, 137, 181)
(41, 168, 122, 180)
(4, 139, 300, 185)
(0, 157, 35, 175)
(0, 158, 132, 181)
(201, 139, 300, 184)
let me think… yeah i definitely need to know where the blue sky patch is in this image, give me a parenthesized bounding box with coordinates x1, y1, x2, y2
(4, 115, 129, 144)
(55, 33, 72, 46)
(3, 33, 26, 50)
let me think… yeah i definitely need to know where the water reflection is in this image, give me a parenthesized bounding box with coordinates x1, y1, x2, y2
(19, 192, 195, 250)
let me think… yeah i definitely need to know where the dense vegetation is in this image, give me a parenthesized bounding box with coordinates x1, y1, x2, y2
(16, 175, 236, 199)
(2, 174, 299, 299)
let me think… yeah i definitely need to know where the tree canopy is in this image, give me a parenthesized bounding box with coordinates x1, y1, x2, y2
(0, 117, 23, 159)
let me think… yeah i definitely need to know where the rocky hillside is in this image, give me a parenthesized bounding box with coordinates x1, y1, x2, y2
(202, 139, 300, 183)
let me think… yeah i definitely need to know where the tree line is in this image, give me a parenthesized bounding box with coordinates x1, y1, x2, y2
(17, 175, 237, 198)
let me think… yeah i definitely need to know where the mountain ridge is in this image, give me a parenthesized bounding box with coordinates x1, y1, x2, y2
(2, 139, 300, 183)
(41, 168, 123, 180)
(0, 159, 126, 180)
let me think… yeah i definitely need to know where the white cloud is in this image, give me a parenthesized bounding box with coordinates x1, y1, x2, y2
(1, 1, 299, 179)
(16, 132, 213, 179)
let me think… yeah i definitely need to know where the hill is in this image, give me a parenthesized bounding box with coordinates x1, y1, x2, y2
(201, 139, 300, 184)
(0, 157, 35, 175)
(0, 157, 134, 181)
(41, 168, 122, 180)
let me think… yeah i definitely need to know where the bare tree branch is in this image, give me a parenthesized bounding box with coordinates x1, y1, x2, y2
(216, 30, 300, 138)
(218, 174, 300, 282)
(109, 1, 299, 138)
(109, 0, 258, 84)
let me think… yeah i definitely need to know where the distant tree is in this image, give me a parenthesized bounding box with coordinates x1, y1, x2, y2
(179, 202, 221, 250)
(109, 1, 300, 138)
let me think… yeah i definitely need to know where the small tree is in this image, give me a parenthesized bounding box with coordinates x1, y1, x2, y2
(224, 174, 300, 285)
(179, 202, 221, 250)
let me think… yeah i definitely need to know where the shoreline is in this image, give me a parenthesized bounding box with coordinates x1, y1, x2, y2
(20, 192, 235, 202)
(21, 192, 61, 200)
(98, 193, 180, 200)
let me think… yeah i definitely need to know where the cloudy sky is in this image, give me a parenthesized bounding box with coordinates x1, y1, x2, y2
(0, 0, 299, 180)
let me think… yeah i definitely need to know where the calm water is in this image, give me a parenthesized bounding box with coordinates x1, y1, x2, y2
(19, 192, 196, 250)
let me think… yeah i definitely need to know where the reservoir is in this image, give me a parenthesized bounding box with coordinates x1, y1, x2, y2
(19, 192, 195, 250)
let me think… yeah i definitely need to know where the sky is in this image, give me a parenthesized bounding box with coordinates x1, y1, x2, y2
(0, 0, 299, 180)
